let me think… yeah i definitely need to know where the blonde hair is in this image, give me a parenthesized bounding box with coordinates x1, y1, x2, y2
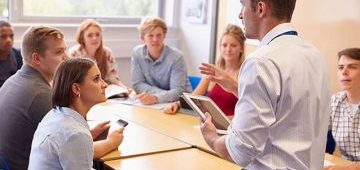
(138, 17, 167, 38)
(21, 26, 64, 64)
(216, 24, 246, 70)
(75, 19, 108, 80)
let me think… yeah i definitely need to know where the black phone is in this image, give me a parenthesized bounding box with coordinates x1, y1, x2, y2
(117, 119, 129, 128)
(94, 119, 128, 141)
(94, 128, 109, 141)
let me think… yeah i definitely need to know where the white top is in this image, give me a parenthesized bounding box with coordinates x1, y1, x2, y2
(225, 23, 331, 169)
(28, 107, 93, 170)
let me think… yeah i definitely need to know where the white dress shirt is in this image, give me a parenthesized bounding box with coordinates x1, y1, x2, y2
(225, 23, 331, 169)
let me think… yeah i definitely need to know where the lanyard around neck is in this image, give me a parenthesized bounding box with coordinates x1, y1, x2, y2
(269, 31, 298, 44)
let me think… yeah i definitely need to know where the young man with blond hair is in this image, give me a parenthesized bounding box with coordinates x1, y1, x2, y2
(0, 26, 67, 170)
(131, 17, 192, 105)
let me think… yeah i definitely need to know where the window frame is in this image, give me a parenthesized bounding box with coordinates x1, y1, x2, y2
(8, 0, 165, 24)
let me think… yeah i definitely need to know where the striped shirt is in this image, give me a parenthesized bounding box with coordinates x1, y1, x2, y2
(225, 23, 331, 169)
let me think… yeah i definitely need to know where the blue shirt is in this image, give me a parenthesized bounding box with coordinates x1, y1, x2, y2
(0, 48, 22, 87)
(225, 23, 331, 169)
(28, 107, 93, 170)
(131, 44, 192, 103)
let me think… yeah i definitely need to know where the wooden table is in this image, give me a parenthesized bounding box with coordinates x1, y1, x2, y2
(88, 101, 213, 153)
(88, 101, 353, 169)
(324, 153, 353, 166)
(100, 121, 191, 161)
(104, 148, 240, 170)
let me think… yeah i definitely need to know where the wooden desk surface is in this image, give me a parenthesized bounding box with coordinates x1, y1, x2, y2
(99, 120, 191, 161)
(104, 148, 240, 170)
(88, 101, 213, 153)
(89, 102, 352, 169)
(324, 153, 353, 166)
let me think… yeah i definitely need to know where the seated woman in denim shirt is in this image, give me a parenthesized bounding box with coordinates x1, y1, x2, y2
(28, 58, 124, 170)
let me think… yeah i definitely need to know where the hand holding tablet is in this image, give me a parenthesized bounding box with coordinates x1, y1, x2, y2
(182, 93, 231, 134)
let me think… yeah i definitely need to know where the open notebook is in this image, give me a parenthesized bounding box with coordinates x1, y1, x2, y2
(105, 84, 129, 99)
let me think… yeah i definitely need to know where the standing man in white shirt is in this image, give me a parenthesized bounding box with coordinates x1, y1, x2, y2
(199, 0, 331, 169)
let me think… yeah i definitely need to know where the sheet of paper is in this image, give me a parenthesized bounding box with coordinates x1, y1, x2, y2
(109, 97, 172, 110)
(105, 84, 128, 98)
(323, 159, 334, 167)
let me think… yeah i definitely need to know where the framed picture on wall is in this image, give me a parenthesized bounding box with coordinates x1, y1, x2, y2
(184, 0, 207, 24)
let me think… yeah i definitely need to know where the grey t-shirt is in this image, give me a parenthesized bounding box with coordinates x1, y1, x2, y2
(0, 65, 51, 170)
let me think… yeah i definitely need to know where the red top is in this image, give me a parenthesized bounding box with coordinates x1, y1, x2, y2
(207, 83, 238, 116)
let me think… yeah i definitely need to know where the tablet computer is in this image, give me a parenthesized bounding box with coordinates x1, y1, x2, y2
(182, 93, 231, 134)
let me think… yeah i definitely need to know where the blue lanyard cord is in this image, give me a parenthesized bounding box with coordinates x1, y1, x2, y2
(269, 31, 298, 44)
(0, 155, 9, 170)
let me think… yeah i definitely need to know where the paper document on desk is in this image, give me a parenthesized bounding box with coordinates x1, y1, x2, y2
(109, 97, 171, 110)
(105, 84, 129, 99)
(323, 159, 334, 166)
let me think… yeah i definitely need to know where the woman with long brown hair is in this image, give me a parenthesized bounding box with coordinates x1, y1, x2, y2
(69, 19, 126, 88)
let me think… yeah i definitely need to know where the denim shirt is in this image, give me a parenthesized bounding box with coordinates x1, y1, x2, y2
(131, 44, 192, 103)
(28, 107, 93, 170)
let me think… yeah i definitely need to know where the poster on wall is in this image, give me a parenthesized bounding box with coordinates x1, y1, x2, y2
(184, 0, 207, 24)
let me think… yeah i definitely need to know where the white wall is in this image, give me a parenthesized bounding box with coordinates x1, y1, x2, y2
(11, 0, 216, 85)
(12, 24, 180, 87)
(218, 0, 360, 92)
(178, 0, 215, 76)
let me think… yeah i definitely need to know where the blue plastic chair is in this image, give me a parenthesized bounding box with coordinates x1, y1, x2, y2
(188, 75, 201, 90)
(326, 130, 336, 154)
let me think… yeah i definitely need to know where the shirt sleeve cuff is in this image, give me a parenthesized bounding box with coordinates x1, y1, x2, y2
(225, 128, 260, 167)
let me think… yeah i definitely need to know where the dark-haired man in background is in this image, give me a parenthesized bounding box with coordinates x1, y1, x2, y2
(0, 20, 22, 87)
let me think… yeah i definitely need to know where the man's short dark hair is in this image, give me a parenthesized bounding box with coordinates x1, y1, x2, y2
(250, 0, 296, 22)
(338, 48, 360, 61)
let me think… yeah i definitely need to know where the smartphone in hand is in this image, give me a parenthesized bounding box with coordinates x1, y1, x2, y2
(94, 119, 128, 141)
(117, 119, 129, 128)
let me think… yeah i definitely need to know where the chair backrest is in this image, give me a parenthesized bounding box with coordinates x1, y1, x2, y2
(188, 75, 201, 90)
(0, 155, 9, 170)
